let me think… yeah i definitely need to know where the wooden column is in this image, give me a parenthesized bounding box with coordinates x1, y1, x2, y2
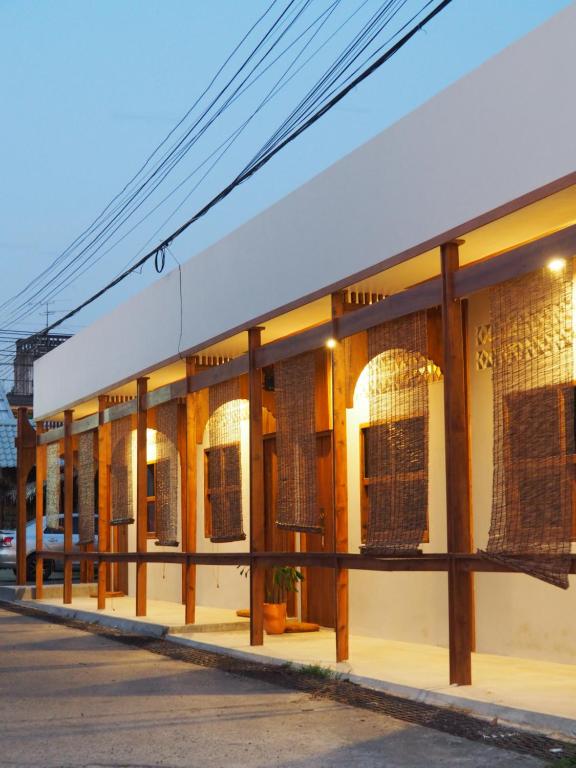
(178, 401, 187, 606)
(63, 409, 74, 604)
(136, 377, 148, 616)
(249, 328, 265, 646)
(35, 423, 46, 598)
(16, 408, 35, 585)
(331, 293, 349, 662)
(184, 357, 197, 624)
(441, 240, 474, 686)
(97, 396, 110, 610)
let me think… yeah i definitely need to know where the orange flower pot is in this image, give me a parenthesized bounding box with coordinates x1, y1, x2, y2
(263, 602, 287, 635)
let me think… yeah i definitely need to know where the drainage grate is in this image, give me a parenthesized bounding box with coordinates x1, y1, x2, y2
(2, 599, 575, 764)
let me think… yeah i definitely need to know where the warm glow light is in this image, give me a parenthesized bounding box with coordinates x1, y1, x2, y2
(326, 338, 337, 349)
(547, 257, 567, 273)
(146, 428, 157, 463)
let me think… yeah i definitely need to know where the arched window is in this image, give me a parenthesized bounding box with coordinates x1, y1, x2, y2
(204, 384, 248, 543)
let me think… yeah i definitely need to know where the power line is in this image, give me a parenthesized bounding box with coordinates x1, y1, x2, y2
(37, 0, 346, 299)
(0, 0, 309, 323)
(28, 0, 452, 342)
(1, 0, 416, 328)
(16, 0, 341, 310)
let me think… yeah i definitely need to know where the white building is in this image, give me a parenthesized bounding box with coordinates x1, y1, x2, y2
(29, 4, 576, 695)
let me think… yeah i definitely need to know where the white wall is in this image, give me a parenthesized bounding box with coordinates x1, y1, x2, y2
(35, 3, 576, 417)
(468, 292, 576, 664)
(194, 402, 251, 611)
(343, 300, 576, 663)
(121, 403, 251, 611)
(118, 300, 576, 663)
(347, 369, 449, 646)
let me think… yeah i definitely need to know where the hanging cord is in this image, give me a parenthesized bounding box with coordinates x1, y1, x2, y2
(154, 246, 167, 273)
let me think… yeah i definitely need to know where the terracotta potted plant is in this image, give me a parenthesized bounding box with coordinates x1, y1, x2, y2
(263, 566, 304, 635)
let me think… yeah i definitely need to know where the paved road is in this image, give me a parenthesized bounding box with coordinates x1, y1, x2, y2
(0, 608, 545, 768)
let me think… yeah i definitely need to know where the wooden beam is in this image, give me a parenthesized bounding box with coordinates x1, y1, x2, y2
(331, 292, 349, 662)
(102, 399, 137, 424)
(136, 377, 148, 616)
(34, 548, 576, 572)
(188, 355, 249, 393)
(63, 410, 74, 604)
(37, 426, 65, 445)
(35, 423, 46, 599)
(70, 413, 99, 435)
(441, 241, 474, 686)
(454, 221, 576, 298)
(97, 396, 110, 610)
(184, 357, 197, 624)
(33, 219, 576, 451)
(256, 324, 336, 369)
(16, 408, 35, 585)
(338, 279, 442, 339)
(249, 328, 266, 646)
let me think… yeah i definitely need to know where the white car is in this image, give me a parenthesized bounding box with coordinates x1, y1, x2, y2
(0, 514, 96, 580)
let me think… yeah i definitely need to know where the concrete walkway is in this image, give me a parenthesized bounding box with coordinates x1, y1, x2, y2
(11, 591, 576, 742)
(0, 607, 545, 767)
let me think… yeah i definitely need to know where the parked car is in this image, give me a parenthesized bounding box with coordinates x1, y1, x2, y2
(0, 514, 97, 581)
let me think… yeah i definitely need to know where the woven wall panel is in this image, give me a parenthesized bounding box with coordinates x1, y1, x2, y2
(275, 351, 321, 533)
(208, 379, 245, 543)
(154, 401, 179, 546)
(46, 442, 61, 531)
(481, 265, 574, 588)
(77, 431, 96, 544)
(362, 311, 434, 556)
(110, 416, 134, 525)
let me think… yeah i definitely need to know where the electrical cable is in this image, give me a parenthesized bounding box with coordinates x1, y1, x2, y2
(23, 0, 453, 341)
(40, 0, 345, 297)
(3, 0, 412, 325)
(1, 0, 407, 327)
(0, 0, 297, 316)
(8, 0, 453, 345)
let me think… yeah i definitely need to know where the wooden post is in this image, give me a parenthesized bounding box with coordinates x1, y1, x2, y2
(178, 401, 187, 606)
(331, 293, 349, 662)
(184, 357, 197, 624)
(63, 409, 74, 604)
(97, 396, 110, 610)
(249, 328, 265, 646)
(441, 240, 474, 686)
(136, 377, 148, 616)
(35, 423, 46, 598)
(16, 408, 35, 585)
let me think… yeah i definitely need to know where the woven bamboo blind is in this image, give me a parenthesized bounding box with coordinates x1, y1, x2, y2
(275, 351, 321, 533)
(153, 401, 179, 546)
(207, 379, 245, 543)
(362, 311, 436, 556)
(481, 265, 574, 588)
(77, 431, 96, 544)
(46, 442, 61, 531)
(110, 416, 134, 525)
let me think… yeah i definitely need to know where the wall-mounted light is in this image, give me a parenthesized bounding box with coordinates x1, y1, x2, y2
(547, 257, 567, 273)
(325, 338, 337, 349)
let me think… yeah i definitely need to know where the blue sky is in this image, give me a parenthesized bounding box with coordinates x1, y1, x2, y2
(0, 0, 572, 355)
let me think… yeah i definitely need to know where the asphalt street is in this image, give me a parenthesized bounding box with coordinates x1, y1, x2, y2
(0, 607, 546, 768)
